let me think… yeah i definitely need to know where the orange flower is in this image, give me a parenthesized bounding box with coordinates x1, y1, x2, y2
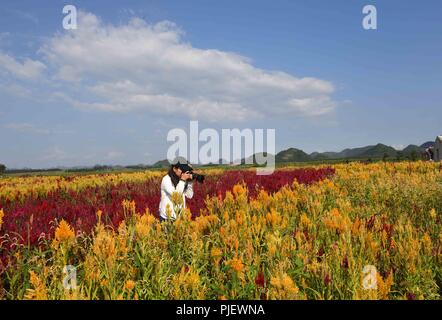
(270, 272, 299, 299)
(96, 210, 102, 223)
(0, 208, 4, 231)
(54, 219, 75, 243)
(211, 247, 223, 266)
(226, 257, 245, 280)
(25, 270, 48, 300)
(266, 209, 282, 227)
(125, 280, 136, 291)
(232, 184, 247, 197)
(300, 213, 312, 229)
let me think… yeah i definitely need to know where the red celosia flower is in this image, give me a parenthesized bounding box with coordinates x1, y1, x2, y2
(324, 274, 332, 286)
(255, 271, 265, 287)
(0, 167, 334, 253)
(407, 293, 416, 300)
(342, 255, 349, 269)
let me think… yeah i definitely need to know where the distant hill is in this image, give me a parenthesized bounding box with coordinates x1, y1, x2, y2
(334, 145, 375, 159)
(308, 144, 395, 160)
(152, 141, 431, 168)
(241, 152, 275, 165)
(11, 140, 433, 173)
(356, 143, 397, 159)
(275, 148, 310, 162)
(329, 144, 396, 159)
(420, 141, 435, 149)
(310, 152, 334, 161)
(273, 142, 426, 163)
(151, 159, 171, 168)
(401, 144, 424, 154)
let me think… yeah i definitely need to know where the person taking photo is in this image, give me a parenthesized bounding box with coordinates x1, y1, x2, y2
(159, 159, 194, 222)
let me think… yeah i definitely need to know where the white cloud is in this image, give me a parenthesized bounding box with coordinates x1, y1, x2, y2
(288, 96, 336, 116)
(5, 123, 50, 134)
(5, 11, 337, 122)
(0, 52, 46, 80)
(0, 83, 33, 98)
(4, 123, 75, 135)
(392, 144, 406, 151)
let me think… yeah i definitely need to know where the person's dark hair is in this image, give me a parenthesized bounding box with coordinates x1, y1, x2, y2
(168, 165, 181, 188)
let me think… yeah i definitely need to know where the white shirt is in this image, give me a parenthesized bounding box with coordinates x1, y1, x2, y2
(159, 174, 194, 220)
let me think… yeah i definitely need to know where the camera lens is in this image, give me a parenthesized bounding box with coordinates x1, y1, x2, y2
(192, 173, 205, 183)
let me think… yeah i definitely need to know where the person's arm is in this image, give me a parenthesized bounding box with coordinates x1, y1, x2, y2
(161, 176, 186, 196)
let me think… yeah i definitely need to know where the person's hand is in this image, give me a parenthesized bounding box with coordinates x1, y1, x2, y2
(180, 171, 192, 181)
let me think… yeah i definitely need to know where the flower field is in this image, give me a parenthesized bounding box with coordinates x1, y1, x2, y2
(0, 162, 441, 300)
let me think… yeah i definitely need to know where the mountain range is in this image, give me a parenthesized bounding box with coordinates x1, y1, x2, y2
(4, 141, 434, 172)
(151, 141, 434, 167)
(272, 142, 434, 164)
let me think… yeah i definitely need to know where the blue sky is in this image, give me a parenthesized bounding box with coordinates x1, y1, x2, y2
(0, 0, 441, 168)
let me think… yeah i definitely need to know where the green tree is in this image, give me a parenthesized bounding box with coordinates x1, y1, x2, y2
(0, 163, 6, 174)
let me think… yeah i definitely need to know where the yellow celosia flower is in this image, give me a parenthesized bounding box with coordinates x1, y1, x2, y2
(93, 227, 117, 267)
(235, 210, 246, 225)
(25, 270, 48, 300)
(270, 272, 299, 299)
(300, 277, 308, 289)
(122, 199, 136, 217)
(232, 184, 247, 197)
(0, 208, 4, 231)
(421, 233, 432, 254)
(376, 272, 394, 300)
(4, 162, 442, 299)
(135, 213, 156, 238)
(125, 280, 136, 291)
(266, 209, 282, 227)
(211, 247, 223, 266)
(171, 191, 183, 206)
(351, 218, 361, 235)
(84, 255, 100, 282)
(96, 210, 102, 223)
(230, 257, 244, 273)
(300, 213, 312, 229)
(171, 266, 204, 299)
(54, 219, 76, 243)
(100, 279, 109, 287)
(225, 257, 245, 280)
(323, 208, 351, 233)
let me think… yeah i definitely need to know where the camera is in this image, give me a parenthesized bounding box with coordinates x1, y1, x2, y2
(191, 172, 205, 183)
(175, 159, 205, 183)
